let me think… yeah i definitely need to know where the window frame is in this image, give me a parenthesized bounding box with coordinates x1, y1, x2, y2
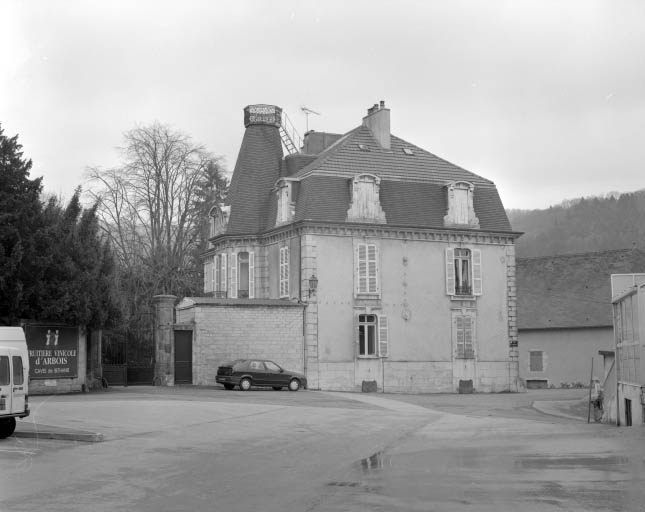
(446, 247, 482, 297)
(356, 313, 389, 358)
(529, 350, 545, 373)
(12, 356, 23, 385)
(452, 310, 476, 360)
(355, 242, 380, 297)
(279, 246, 290, 298)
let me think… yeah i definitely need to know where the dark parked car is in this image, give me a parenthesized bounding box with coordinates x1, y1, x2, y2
(216, 359, 307, 391)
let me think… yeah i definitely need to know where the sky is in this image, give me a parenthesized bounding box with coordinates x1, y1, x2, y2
(1, 0, 644, 210)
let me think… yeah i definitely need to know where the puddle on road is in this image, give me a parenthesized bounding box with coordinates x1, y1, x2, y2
(358, 451, 391, 472)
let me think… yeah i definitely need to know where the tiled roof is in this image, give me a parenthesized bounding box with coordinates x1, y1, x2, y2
(517, 249, 645, 330)
(292, 126, 496, 187)
(225, 124, 283, 235)
(286, 125, 511, 231)
(290, 176, 512, 231)
(224, 111, 512, 236)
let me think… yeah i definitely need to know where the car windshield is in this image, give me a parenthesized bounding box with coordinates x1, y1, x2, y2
(264, 361, 281, 372)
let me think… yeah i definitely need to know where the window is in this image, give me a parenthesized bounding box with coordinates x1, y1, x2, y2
(213, 254, 228, 298)
(346, 174, 386, 224)
(12, 356, 23, 385)
(454, 249, 471, 295)
(275, 180, 294, 226)
(529, 351, 544, 372)
(455, 315, 475, 359)
(279, 247, 289, 298)
(356, 243, 379, 295)
(445, 248, 482, 296)
(0, 356, 9, 385)
(230, 251, 254, 299)
(209, 204, 230, 237)
(357, 314, 389, 357)
(444, 181, 479, 228)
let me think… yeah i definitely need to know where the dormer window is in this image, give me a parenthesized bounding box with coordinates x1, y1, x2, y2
(346, 174, 386, 224)
(209, 204, 230, 237)
(443, 181, 479, 228)
(275, 179, 295, 226)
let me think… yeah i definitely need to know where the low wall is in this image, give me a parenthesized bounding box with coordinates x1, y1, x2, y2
(177, 298, 305, 386)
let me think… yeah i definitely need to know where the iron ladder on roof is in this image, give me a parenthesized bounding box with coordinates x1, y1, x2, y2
(280, 110, 302, 155)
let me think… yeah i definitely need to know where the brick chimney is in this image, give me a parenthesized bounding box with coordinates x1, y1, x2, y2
(362, 100, 390, 150)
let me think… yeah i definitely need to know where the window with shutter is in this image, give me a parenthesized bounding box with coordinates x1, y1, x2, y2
(445, 248, 455, 295)
(378, 315, 389, 358)
(279, 247, 289, 298)
(472, 249, 482, 296)
(211, 256, 216, 294)
(230, 253, 237, 298)
(356, 242, 379, 295)
(446, 247, 482, 298)
(358, 314, 378, 356)
(220, 253, 228, 298)
(248, 252, 255, 299)
(454, 314, 475, 359)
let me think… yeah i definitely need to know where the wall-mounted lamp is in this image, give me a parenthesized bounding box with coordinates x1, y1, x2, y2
(308, 274, 319, 298)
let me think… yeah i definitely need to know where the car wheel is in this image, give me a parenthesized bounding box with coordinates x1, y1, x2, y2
(272, 386, 283, 391)
(223, 384, 234, 390)
(0, 417, 16, 439)
(239, 377, 252, 391)
(288, 379, 300, 392)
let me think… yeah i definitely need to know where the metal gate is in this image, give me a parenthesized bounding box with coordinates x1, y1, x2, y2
(174, 330, 193, 384)
(102, 331, 127, 386)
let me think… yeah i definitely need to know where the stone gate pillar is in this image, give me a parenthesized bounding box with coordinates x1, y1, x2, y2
(153, 294, 177, 386)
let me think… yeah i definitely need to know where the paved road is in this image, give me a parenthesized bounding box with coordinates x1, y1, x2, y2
(1, 387, 643, 512)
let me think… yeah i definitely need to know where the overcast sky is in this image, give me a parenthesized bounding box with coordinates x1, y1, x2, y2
(2, 0, 644, 210)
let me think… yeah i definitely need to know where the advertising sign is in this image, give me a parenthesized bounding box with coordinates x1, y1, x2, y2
(25, 325, 78, 379)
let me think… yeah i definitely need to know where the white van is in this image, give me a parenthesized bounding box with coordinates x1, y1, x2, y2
(0, 327, 30, 438)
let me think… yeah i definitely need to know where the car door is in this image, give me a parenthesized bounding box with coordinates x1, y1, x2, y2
(11, 353, 26, 415)
(248, 360, 268, 386)
(263, 360, 286, 387)
(0, 354, 12, 416)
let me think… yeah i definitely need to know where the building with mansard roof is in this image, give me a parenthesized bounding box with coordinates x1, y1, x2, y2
(180, 101, 522, 393)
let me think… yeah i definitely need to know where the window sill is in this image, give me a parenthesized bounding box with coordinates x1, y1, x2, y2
(450, 295, 476, 301)
(356, 355, 380, 359)
(355, 293, 381, 300)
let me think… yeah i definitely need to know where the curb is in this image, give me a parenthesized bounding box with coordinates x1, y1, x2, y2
(14, 425, 104, 443)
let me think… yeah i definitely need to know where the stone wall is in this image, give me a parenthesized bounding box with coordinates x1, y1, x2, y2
(183, 300, 305, 386)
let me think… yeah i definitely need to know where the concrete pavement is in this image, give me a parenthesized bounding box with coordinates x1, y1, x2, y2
(14, 386, 593, 442)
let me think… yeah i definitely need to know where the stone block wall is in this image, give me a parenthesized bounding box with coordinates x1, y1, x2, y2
(191, 303, 304, 386)
(384, 362, 453, 393)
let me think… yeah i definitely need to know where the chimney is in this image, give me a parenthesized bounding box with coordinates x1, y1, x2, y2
(362, 100, 390, 150)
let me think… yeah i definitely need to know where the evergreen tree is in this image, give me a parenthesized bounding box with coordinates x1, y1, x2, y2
(0, 125, 46, 325)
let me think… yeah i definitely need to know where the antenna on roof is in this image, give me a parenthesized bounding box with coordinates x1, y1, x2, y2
(301, 106, 320, 132)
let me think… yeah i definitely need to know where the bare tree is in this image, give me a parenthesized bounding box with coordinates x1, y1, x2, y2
(86, 122, 227, 299)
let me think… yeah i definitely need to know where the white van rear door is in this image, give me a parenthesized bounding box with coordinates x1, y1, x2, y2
(11, 354, 26, 414)
(0, 354, 11, 416)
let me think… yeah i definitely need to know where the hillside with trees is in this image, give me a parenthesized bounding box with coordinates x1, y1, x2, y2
(508, 190, 645, 258)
